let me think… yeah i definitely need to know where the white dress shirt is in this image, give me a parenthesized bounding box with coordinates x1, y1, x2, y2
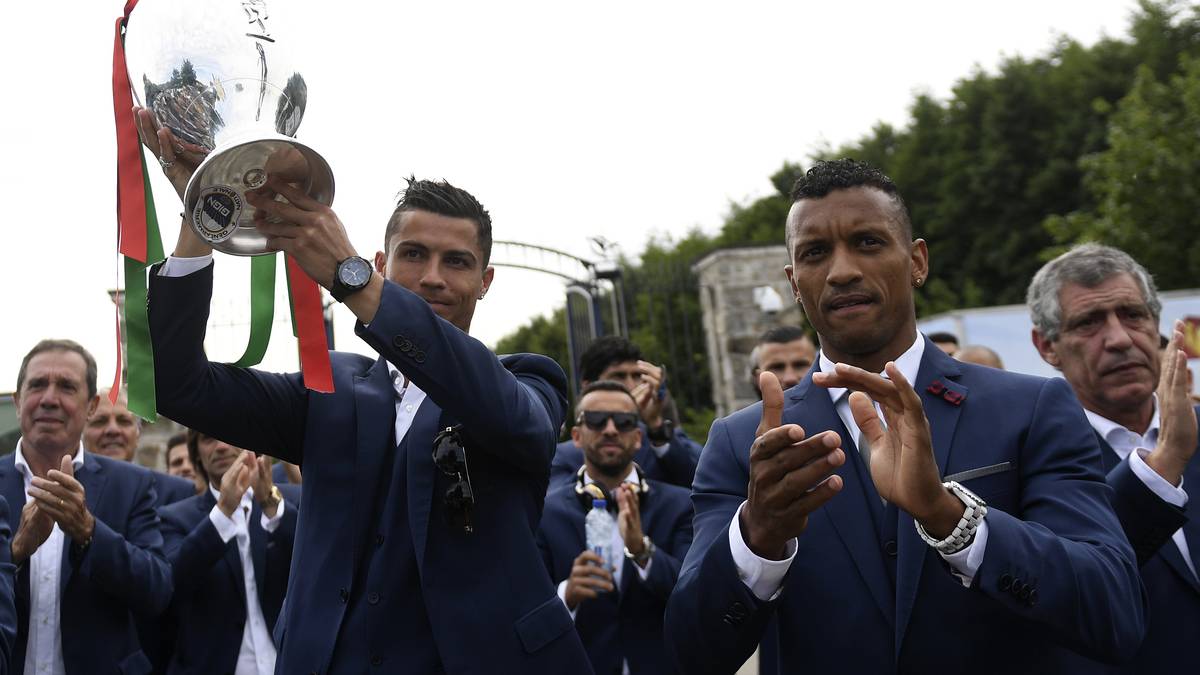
(14, 439, 84, 675)
(729, 333, 989, 601)
(1084, 402, 1196, 580)
(555, 466, 652, 675)
(207, 485, 286, 675)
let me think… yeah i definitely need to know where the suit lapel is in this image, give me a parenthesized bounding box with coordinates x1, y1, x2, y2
(1094, 434, 1121, 473)
(350, 358, 396, 575)
(406, 400, 443, 576)
(895, 341, 966, 655)
(1098, 430, 1200, 593)
(62, 453, 107, 593)
(789, 370, 895, 626)
(197, 492, 248, 608)
(0, 456, 29, 598)
(1170, 458, 1200, 594)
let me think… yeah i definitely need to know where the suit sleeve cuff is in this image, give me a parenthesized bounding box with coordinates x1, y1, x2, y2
(634, 556, 654, 580)
(158, 255, 214, 277)
(208, 505, 241, 543)
(261, 500, 285, 532)
(728, 501, 796, 601)
(940, 518, 989, 587)
(556, 579, 578, 621)
(1129, 448, 1189, 507)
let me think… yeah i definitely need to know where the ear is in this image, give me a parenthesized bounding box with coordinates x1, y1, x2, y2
(910, 238, 929, 284)
(86, 394, 100, 419)
(1030, 328, 1061, 369)
(631, 427, 643, 448)
(480, 265, 495, 298)
(570, 424, 582, 445)
(784, 265, 800, 303)
(374, 250, 387, 276)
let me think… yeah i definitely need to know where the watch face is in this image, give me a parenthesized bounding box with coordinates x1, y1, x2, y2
(339, 258, 371, 286)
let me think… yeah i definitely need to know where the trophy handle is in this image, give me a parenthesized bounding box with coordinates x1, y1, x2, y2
(183, 135, 334, 256)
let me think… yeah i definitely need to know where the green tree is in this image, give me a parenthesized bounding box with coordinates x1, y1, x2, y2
(1045, 56, 1200, 289)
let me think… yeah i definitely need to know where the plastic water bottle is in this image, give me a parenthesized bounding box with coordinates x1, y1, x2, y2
(585, 499, 618, 574)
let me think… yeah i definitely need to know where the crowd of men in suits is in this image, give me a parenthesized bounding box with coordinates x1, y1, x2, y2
(0, 144, 1195, 675)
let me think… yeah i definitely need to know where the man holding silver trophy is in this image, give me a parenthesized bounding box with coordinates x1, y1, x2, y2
(140, 122, 593, 673)
(120, 1, 593, 673)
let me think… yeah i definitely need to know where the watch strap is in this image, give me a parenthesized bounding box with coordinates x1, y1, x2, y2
(915, 481, 988, 555)
(624, 535, 654, 565)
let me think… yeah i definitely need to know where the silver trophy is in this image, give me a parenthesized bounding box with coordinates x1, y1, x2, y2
(123, 0, 333, 255)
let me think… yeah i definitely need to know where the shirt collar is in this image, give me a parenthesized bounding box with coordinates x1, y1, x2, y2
(14, 438, 86, 479)
(583, 464, 640, 488)
(819, 332, 926, 405)
(1083, 395, 1160, 459)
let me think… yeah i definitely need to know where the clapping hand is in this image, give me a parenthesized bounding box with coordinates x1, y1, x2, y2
(217, 452, 256, 519)
(630, 361, 667, 430)
(616, 485, 648, 568)
(813, 363, 963, 538)
(740, 371, 845, 560)
(29, 455, 96, 544)
(1149, 320, 1198, 486)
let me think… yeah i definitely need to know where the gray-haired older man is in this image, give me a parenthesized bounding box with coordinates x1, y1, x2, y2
(1029, 243, 1199, 675)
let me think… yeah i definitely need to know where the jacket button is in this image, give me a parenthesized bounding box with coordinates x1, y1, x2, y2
(371, 655, 383, 667)
(414, 351, 426, 364)
(375, 533, 385, 546)
(368, 592, 380, 605)
(393, 336, 412, 352)
(1028, 588, 1038, 606)
(883, 540, 898, 557)
(1017, 585, 1032, 601)
(730, 601, 746, 616)
(339, 588, 348, 603)
(998, 574, 1012, 591)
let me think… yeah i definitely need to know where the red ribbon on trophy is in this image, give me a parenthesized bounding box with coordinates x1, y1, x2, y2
(111, 0, 334, 420)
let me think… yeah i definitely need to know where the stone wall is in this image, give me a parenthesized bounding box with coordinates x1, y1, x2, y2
(693, 245, 806, 417)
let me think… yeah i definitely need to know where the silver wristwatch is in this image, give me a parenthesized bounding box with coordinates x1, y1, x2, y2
(915, 481, 988, 555)
(624, 536, 655, 565)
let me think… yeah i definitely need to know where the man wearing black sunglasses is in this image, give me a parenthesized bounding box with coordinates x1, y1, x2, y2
(551, 336, 703, 489)
(537, 381, 694, 675)
(141, 114, 590, 675)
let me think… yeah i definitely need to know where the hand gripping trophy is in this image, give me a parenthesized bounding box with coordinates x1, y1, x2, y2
(123, 0, 333, 254)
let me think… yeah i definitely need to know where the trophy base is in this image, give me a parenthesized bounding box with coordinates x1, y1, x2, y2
(184, 135, 334, 256)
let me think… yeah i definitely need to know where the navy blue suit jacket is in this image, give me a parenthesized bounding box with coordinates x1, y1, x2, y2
(148, 264, 591, 674)
(138, 468, 198, 673)
(551, 426, 701, 490)
(1069, 408, 1200, 675)
(0, 452, 173, 675)
(158, 486, 300, 674)
(0, 496, 18, 674)
(151, 472, 198, 508)
(536, 479, 693, 674)
(665, 340, 1146, 674)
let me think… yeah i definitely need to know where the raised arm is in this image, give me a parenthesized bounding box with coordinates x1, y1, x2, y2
(148, 262, 310, 465)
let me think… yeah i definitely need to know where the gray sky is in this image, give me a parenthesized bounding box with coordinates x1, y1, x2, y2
(0, 0, 1143, 393)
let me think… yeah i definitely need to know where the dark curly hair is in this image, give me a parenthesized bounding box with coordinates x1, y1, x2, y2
(789, 158, 912, 241)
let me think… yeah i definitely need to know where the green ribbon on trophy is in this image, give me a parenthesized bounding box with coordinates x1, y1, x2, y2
(111, 3, 283, 419)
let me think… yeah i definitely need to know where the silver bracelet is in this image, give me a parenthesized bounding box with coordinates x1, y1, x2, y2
(915, 481, 988, 555)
